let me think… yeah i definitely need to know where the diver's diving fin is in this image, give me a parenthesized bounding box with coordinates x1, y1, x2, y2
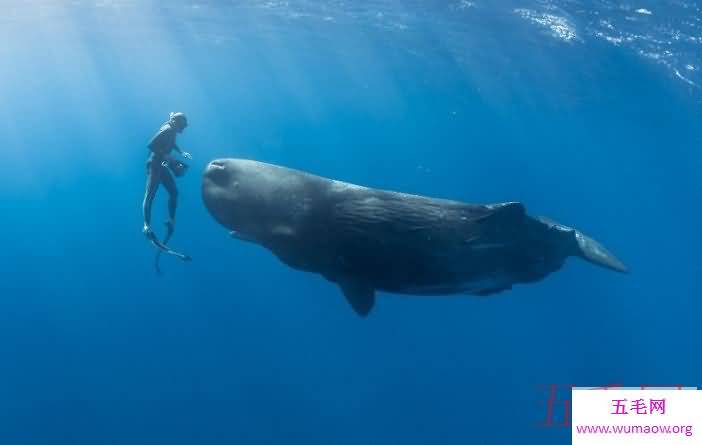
(338, 279, 376, 317)
(573, 230, 628, 273)
(147, 226, 191, 272)
(154, 221, 180, 274)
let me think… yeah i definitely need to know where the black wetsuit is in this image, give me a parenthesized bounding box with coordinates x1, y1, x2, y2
(143, 123, 180, 228)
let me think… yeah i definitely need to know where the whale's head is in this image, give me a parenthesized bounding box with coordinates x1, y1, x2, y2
(202, 158, 268, 236)
(202, 158, 310, 243)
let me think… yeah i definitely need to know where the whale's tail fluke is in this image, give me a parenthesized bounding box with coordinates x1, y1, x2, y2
(533, 216, 628, 274)
(572, 230, 628, 273)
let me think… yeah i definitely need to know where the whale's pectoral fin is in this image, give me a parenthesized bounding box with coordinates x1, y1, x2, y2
(338, 279, 375, 317)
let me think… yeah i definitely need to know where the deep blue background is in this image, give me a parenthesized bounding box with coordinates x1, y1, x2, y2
(1, 1, 700, 444)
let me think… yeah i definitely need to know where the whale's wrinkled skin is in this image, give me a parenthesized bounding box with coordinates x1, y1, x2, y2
(202, 159, 627, 316)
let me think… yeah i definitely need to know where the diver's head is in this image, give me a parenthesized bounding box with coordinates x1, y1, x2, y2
(169, 112, 188, 132)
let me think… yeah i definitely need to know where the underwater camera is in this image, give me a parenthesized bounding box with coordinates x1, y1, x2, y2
(167, 159, 189, 177)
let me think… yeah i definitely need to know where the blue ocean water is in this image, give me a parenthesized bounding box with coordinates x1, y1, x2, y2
(1, 1, 701, 444)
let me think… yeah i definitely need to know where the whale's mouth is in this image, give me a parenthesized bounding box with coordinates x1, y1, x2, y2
(208, 160, 226, 170)
(204, 160, 230, 188)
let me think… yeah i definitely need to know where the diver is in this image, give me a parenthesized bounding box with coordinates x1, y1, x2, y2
(142, 111, 191, 238)
(142, 112, 193, 266)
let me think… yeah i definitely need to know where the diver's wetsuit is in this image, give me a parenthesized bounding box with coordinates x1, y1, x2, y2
(143, 122, 180, 228)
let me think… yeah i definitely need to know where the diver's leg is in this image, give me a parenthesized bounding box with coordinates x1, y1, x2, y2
(161, 168, 178, 230)
(142, 161, 161, 234)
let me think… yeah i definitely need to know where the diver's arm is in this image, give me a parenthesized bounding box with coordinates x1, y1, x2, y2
(174, 144, 192, 160)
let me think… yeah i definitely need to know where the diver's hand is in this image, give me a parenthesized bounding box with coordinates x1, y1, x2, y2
(182, 152, 192, 160)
